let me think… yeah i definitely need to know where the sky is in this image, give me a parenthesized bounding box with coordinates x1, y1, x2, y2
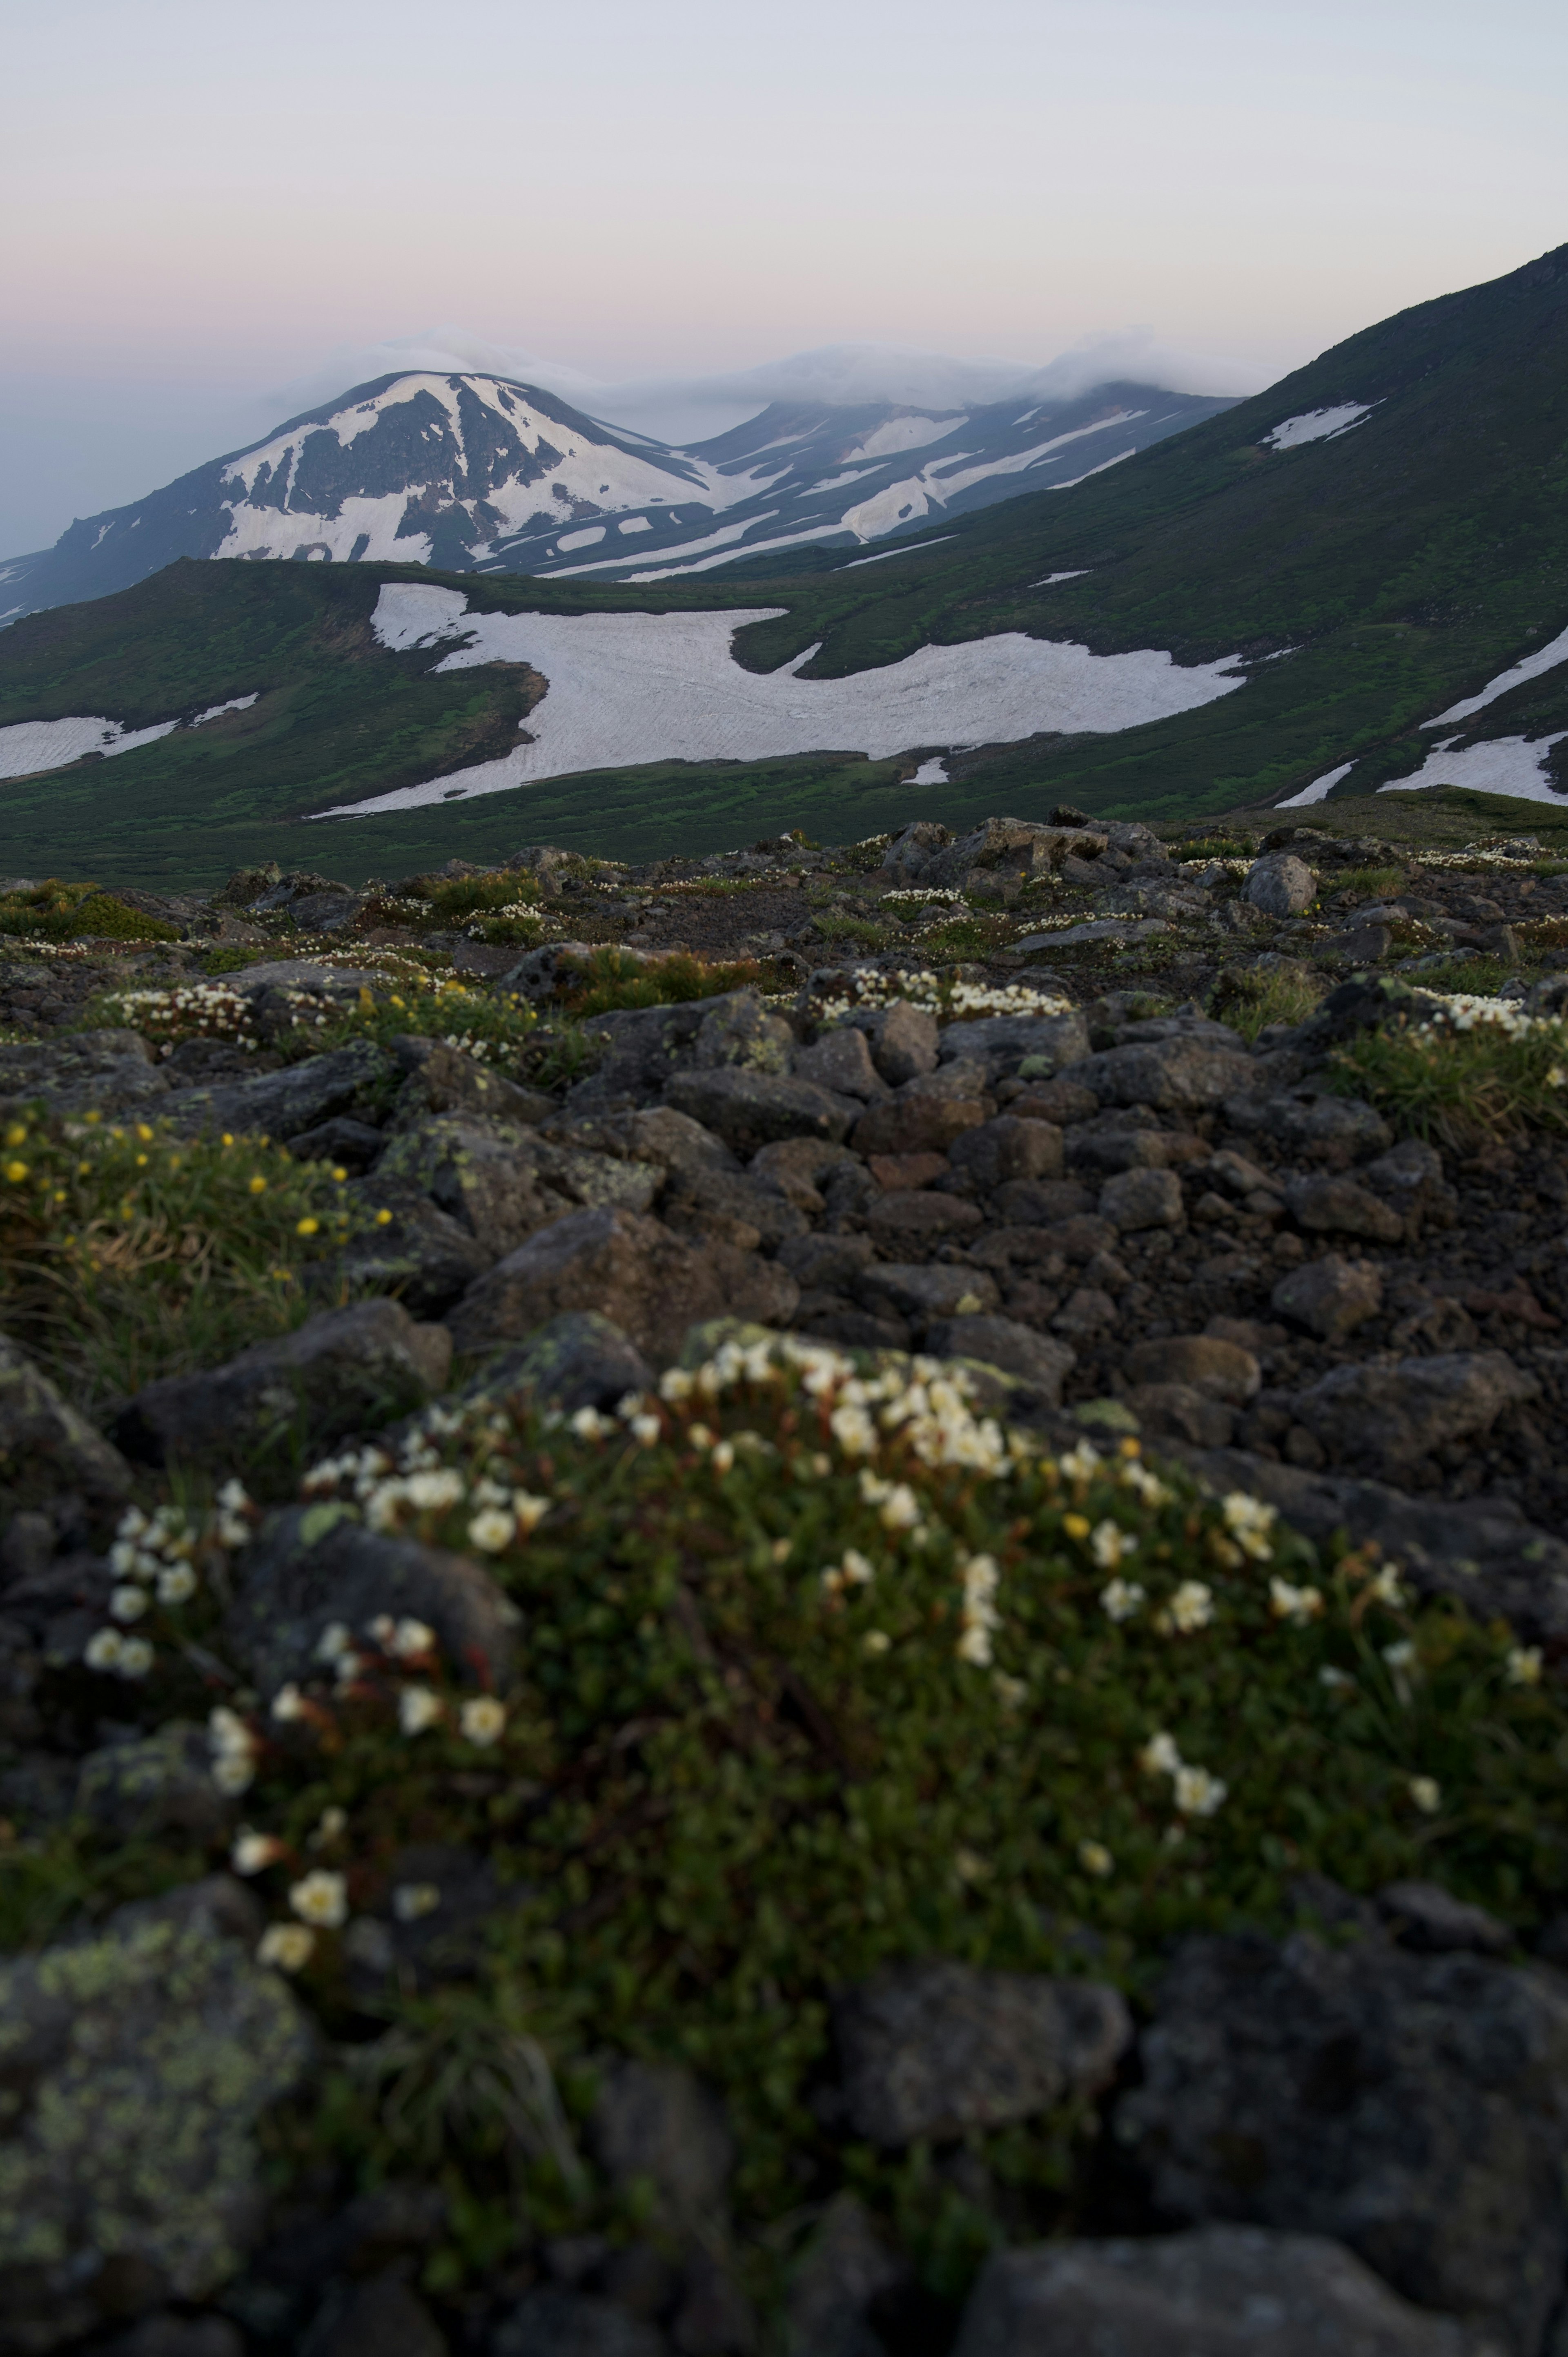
(2, 0, 1565, 557)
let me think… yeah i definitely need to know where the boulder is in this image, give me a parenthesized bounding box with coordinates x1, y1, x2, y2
(387, 1036, 555, 1127)
(0, 1030, 170, 1119)
(1363, 1140, 1459, 1236)
(75, 1722, 232, 1842)
(160, 1040, 393, 1141)
(116, 1301, 451, 1469)
(786, 2194, 908, 2357)
(924, 1316, 1076, 1405)
(229, 1513, 521, 1698)
(938, 1009, 1092, 1078)
(333, 1184, 494, 1317)
(0, 1880, 312, 2353)
(1243, 853, 1316, 917)
(1272, 1255, 1384, 1342)
(688, 993, 795, 1074)
(749, 1137, 855, 1211)
(792, 1028, 891, 1102)
(949, 1116, 1065, 1191)
(853, 1264, 1000, 1327)
(870, 1000, 940, 1084)
(623, 1105, 741, 1178)
(850, 1094, 986, 1159)
(1223, 1089, 1393, 1162)
(286, 1115, 387, 1172)
(1291, 1351, 1538, 1481)
(1118, 1928, 1568, 2355)
(0, 1335, 133, 1530)
(1099, 1168, 1185, 1231)
(459, 1313, 654, 1416)
(835, 1960, 1130, 2145)
(953, 2227, 1479, 2357)
(1286, 1175, 1405, 1243)
(866, 1192, 984, 1245)
(1068, 1035, 1256, 1113)
(447, 1207, 798, 1364)
(1126, 1383, 1236, 1447)
(1375, 1882, 1510, 1959)
(663, 1068, 854, 1157)
(1123, 1336, 1262, 1404)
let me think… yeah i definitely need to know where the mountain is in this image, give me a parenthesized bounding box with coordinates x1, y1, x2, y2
(1, 240, 1565, 889)
(0, 372, 1234, 623)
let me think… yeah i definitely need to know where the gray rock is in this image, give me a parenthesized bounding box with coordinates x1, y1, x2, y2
(1243, 853, 1317, 917)
(563, 991, 764, 1112)
(792, 1027, 891, 1102)
(690, 994, 795, 1075)
(938, 1009, 1092, 1077)
(748, 1137, 855, 1210)
(663, 1068, 854, 1156)
(925, 1316, 1076, 1404)
(662, 1166, 811, 1250)
(1363, 1139, 1459, 1235)
(1272, 1255, 1384, 1342)
(0, 1879, 312, 2353)
(867, 1191, 985, 1246)
(447, 1207, 798, 1365)
(850, 1092, 987, 1158)
(1375, 1882, 1511, 1958)
(1224, 1089, 1394, 1161)
(871, 1000, 940, 1084)
(286, 1114, 387, 1171)
(853, 1263, 1000, 1327)
(1286, 1174, 1405, 1243)
(991, 1177, 1098, 1224)
(1099, 1167, 1185, 1231)
(333, 1182, 494, 1317)
(490, 2290, 667, 2357)
(160, 1040, 394, 1142)
(76, 1722, 231, 1841)
(388, 1037, 556, 1128)
(777, 1233, 875, 1289)
(499, 940, 597, 1001)
(1069, 1035, 1256, 1113)
(1123, 1335, 1261, 1403)
(0, 1334, 133, 1528)
(0, 1028, 171, 1119)
(376, 1116, 656, 1261)
(954, 2227, 1481, 2357)
(1015, 916, 1170, 952)
(590, 2059, 733, 2234)
(300, 2276, 449, 2357)
(949, 1115, 1065, 1191)
(461, 1313, 654, 1416)
(923, 816, 1090, 889)
(623, 1106, 741, 1178)
(835, 1959, 1130, 2146)
(229, 1513, 521, 1699)
(117, 1300, 451, 1468)
(1118, 1928, 1568, 2355)
(1127, 1383, 1236, 1447)
(1292, 1351, 1538, 1480)
(786, 2194, 907, 2357)
(224, 957, 381, 998)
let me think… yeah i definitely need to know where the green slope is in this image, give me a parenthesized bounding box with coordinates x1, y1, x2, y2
(2, 241, 1566, 887)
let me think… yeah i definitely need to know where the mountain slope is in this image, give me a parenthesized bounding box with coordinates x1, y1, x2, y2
(0, 371, 1232, 623)
(1, 241, 1565, 885)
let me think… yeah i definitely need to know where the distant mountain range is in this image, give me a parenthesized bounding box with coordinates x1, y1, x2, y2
(0, 375, 1233, 622)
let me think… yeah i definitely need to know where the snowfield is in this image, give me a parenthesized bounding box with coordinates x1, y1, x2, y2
(1261, 404, 1374, 451)
(311, 583, 1246, 817)
(1376, 733, 1568, 805)
(0, 695, 258, 784)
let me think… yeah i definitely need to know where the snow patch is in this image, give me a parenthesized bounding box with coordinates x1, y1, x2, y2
(0, 715, 179, 781)
(838, 415, 963, 464)
(190, 693, 259, 725)
(1276, 761, 1354, 808)
(1262, 404, 1373, 452)
(1377, 734, 1568, 806)
(617, 516, 652, 535)
(840, 538, 956, 569)
(907, 759, 948, 784)
(555, 526, 606, 551)
(317, 584, 1247, 817)
(1034, 571, 1088, 586)
(1427, 623, 1568, 725)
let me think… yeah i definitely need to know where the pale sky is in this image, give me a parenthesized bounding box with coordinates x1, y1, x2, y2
(2, 0, 1565, 557)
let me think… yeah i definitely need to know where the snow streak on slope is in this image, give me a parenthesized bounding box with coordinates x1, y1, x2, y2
(1261, 404, 1374, 450)
(0, 689, 260, 781)
(1376, 734, 1568, 805)
(1427, 622, 1568, 724)
(313, 583, 1246, 816)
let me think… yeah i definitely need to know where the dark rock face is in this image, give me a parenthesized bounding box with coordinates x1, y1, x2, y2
(0, 1028, 171, 1118)
(116, 1301, 452, 1468)
(1290, 1351, 1539, 1482)
(460, 1312, 653, 1415)
(953, 2227, 1478, 2357)
(334, 1184, 494, 1316)
(834, 1959, 1131, 2146)
(922, 1315, 1076, 1403)
(0, 1334, 133, 1528)
(664, 1068, 855, 1155)
(589, 2060, 734, 2235)
(1118, 1929, 1568, 2354)
(160, 1039, 393, 1140)
(1068, 1033, 1256, 1113)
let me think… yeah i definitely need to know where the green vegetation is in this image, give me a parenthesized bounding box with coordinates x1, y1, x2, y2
(1209, 962, 1329, 1041)
(1331, 1001, 1568, 1149)
(555, 948, 767, 1018)
(9, 1335, 1566, 2301)
(0, 880, 180, 943)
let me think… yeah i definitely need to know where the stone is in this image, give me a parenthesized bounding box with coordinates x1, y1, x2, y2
(1272, 1255, 1384, 1342)
(160, 1040, 394, 1142)
(1067, 1123, 1178, 1175)
(785, 2192, 907, 2357)
(1006, 1076, 1100, 1123)
(1053, 1288, 1117, 1338)
(1286, 1175, 1405, 1243)
(749, 1137, 855, 1210)
(447, 1207, 798, 1365)
(460, 1313, 654, 1416)
(285, 1115, 387, 1171)
(949, 1115, 1065, 1191)
(870, 1000, 940, 1084)
(1100, 1168, 1185, 1231)
(566, 991, 774, 1112)
(388, 1037, 555, 1127)
(853, 1263, 1000, 1326)
(229, 1513, 521, 1699)
(777, 1233, 875, 1289)
(689, 992, 795, 1074)
(590, 2059, 733, 2234)
(866, 1151, 950, 1193)
(0, 1029, 171, 1119)
(1069, 1035, 1256, 1113)
(76, 1722, 231, 1842)
(663, 1068, 853, 1156)
(938, 1009, 1092, 1077)
(1363, 1139, 1459, 1235)
(1126, 1383, 1237, 1447)
(924, 1316, 1076, 1403)
(491, 2292, 668, 2356)
(1123, 1336, 1261, 1404)
(1292, 1350, 1539, 1480)
(0, 1335, 133, 1530)
(101, 2317, 246, 2357)
(792, 1027, 891, 1101)
(299, 2276, 449, 2357)
(333, 1184, 494, 1318)
(849, 1093, 986, 1158)
(1225, 1089, 1394, 1162)
(1375, 1882, 1510, 1958)
(116, 1301, 452, 1469)
(1243, 852, 1317, 916)
(953, 2227, 1479, 2357)
(624, 1106, 741, 1178)
(662, 1166, 811, 1250)
(1118, 1928, 1568, 2356)
(343, 1841, 503, 1993)
(866, 1192, 985, 1244)
(1207, 1147, 1281, 1197)
(0, 1880, 312, 2353)
(991, 1178, 1097, 1225)
(834, 1959, 1130, 2146)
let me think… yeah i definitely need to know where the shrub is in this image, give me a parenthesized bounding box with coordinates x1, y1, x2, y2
(1330, 995, 1568, 1147)
(0, 1111, 361, 1410)
(17, 1333, 1566, 2297)
(1210, 963, 1327, 1042)
(556, 948, 765, 1017)
(1327, 865, 1405, 901)
(0, 881, 180, 944)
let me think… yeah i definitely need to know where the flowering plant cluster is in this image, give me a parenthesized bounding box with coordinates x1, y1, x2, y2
(97, 979, 262, 1054)
(811, 967, 1075, 1026)
(83, 1484, 255, 1681)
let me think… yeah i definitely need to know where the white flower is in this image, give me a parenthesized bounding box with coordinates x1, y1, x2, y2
(208, 1704, 254, 1756)
(399, 1685, 444, 1736)
(212, 1753, 256, 1796)
(1506, 1646, 1544, 1687)
(1173, 1764, 1228, 1817)
(270, 1683, 307, 1722)
(460, 1695, 508, 1746)
(830, 1404, 876, 1455)
(1319, 1665, 1354, 1690)
(1089, 1520, 1135, 1570)
(710, 1439, 735, 1474)
(1078, 1840, 1114, 1878)
(313, 1622, 355, 1665)
(1140, 1731, 1182, 1777)
(1408, 1775, 1441, 1815)
(404, 1468, 465, 1511)
(467, 1506, 515, 1552)
(630, 1413, 662, 1445)
(1161, 1581, 1215, 1635)
(512, 1491, 550, 1533)
(993, 1670, 1028, 1707)
(389, 1617, 437, 1658)
(109, 1583, 150, 1623)
(1382, 1639, 1416, 1669)
(1269, 1577, 1324, 1627)
(156, 1562, 198, 1605)
(232, 1830, 285, 1875)
(288, 1869, 348, 1928)
(569, 1406, 610, 1439)
(863, 1629, 893, 1656)
(217, 1478, 252, 1515)
(117, 1637, 154, 1679)
(1368, 1564, 1407, 1608)
(84, 1628, 125, 1671)
(842, 1548, 875, 1585)
(1119, 1461, 1172, 1506)
(392, 1882, 442, 1922)
(958, 1554, 1001, 1667)
(1100, 1577, 1146, 1623)
(659, 1367, 694, 1401)
(257, 1924, 315, 1972)
(1060, 1442, 1102, 1483)
(1221, 1492, 1277, 1561)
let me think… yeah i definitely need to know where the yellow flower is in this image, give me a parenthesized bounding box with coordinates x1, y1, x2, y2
(3, 1123, 27, 1146)
(375, 1207, 393, 1226)
(248, 1175, 267, 1195)
(1078, 1840, 1114, 1878)
(135, 1153, 149, 1166)
(332, 1166, 347, 1182)
(296, 1216, 320, 1236)
(136, 1123, 154, 1142)
(1062, 1512, 1091, 1541)
(3, 1161, 28, 1183)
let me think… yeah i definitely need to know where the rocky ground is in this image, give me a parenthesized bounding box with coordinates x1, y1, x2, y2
(2, 809, 1568, 2357)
